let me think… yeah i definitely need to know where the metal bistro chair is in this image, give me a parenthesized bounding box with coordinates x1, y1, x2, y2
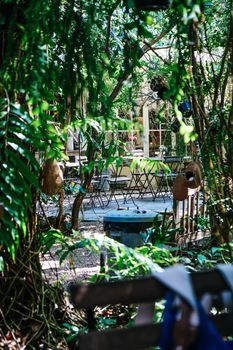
(107, 162, 133, 208)
(86, 168, 110, 209)
(124, 165, 148, 201)
(124, 157, 159, 202)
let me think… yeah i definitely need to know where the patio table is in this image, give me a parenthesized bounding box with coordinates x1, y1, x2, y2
(125, 156, 192, 201)
(124, 156, 163, 201)
(136, 158, 163, 200)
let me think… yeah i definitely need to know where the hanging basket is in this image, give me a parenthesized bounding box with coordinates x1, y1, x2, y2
(185, 161, 201, 189)
(41, 159, 64, 196)
(157, 86, 169, 100)
(172, 174, 188, 201)
(150, 76, 168, 92)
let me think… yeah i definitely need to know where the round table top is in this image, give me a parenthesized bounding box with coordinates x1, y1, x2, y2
(103, 209, 162, 223)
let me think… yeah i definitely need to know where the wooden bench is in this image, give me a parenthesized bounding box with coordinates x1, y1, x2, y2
(69, 267, 233, 350)
(173, 189, 209, 246)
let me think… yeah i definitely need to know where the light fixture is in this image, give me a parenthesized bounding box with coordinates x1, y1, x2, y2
(178, 101, 192, 118)
(133, 0, 170, 10)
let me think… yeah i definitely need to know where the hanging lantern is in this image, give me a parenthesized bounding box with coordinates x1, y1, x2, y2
(178, 101, 192, 118)
(133, 0, 170, 10)
(171, 119, 180, 133)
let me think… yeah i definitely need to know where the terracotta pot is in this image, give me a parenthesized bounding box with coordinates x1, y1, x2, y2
(41, 159, 64, 196)
(185, 161, 201, 189)
(173, 174, 188, 201)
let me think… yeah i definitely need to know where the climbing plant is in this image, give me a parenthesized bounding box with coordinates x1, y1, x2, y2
(1, 0, 231, 346)
(167, 0, 233, 243)
(0, 0, 173, 346)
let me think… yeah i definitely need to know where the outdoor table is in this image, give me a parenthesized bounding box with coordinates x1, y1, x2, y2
(126, 156, 192, 201)
(137, 158, 164, 200)
(124, 156, 163, 201)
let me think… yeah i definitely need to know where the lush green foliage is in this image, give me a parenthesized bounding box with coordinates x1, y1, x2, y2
(125, 0, 233, 241)
(140, 213, 177, 245)
(0, 0, 145, 267)
(171, 0, 233, 241)
(0, 0, 232, 346)
(0, 100, 38, 264)
(1, 0, 232, 269)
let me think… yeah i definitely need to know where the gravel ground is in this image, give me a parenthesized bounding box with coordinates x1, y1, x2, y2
(41, 220, 104, 286)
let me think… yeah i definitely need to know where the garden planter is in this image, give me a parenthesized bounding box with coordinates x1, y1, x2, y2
(150, 76, 166, 92)
(157, 86, 169, 100)
(172, 174, 188, 201)
(103, 209, 162, 247)
(41, 159, 64, 196)
(185, 161, 201, 189)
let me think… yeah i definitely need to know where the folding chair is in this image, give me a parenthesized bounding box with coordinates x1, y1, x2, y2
(124, 167, 147, 201)
(107, 163, 132, 207)
(85, 172, 109, 209)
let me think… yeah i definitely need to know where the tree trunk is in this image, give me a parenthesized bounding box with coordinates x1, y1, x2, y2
(71, 126, 96, 230)
(55, 189, 65, 229)
(71, 170, 94, 230)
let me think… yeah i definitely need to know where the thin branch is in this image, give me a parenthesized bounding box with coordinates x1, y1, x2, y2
(105, 0, 121, 55)
(39, 198, 52, 229)
(213, 32, 231, 108)
(141, 27, 174, 56)
(105, 15, 111, 55)
(110, 26, 174, 101)
(142, 39, 169, 64)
